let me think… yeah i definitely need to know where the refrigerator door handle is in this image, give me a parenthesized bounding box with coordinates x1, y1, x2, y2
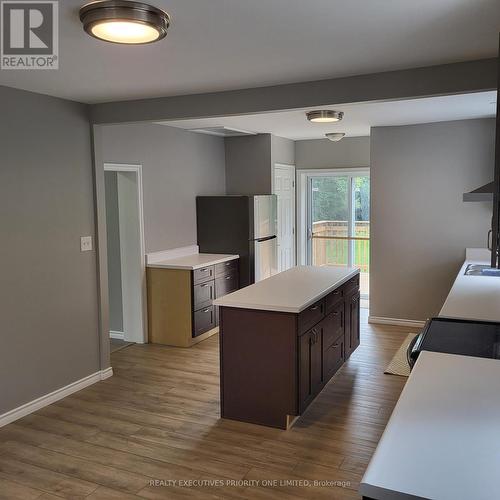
(254, 236, 278, 282)
(254, 235, 277, 243)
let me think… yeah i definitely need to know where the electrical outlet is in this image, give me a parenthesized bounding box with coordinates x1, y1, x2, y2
(81, 236, 93, 252)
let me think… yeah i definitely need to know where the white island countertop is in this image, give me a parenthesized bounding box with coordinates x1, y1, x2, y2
(214, 265, 359, 313)
(440, 248, 500, 322)
(147, 253, 238, 270)
(360, 351, 500, 500)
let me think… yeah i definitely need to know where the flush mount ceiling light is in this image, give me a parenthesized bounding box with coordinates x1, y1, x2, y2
(325, 133, 345, 142)
(306, 110, 344, 123)
(79, 1, 170, 45)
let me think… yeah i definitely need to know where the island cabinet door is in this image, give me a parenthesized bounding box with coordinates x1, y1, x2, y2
(321, 305, 345, 382)
(345, 289, 361, 359)
(298, 328, 323, 413)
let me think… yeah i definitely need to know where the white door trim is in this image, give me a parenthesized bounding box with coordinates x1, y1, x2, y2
(296, 167, 370, 265)
(104, 163, 148, 344)
(272, 163, 296, 271)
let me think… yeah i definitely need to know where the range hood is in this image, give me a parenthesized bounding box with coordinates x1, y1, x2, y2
(463, 182, 495, 202)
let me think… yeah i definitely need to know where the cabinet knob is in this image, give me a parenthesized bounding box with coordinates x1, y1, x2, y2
(310, 305, 319, 311)
(203, 308, 210, 313)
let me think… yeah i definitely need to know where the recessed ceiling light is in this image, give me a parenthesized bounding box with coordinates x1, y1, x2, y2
(79, 1, 170, 45)
(306, 110, 344, 123)
(325, 133, 345, 142)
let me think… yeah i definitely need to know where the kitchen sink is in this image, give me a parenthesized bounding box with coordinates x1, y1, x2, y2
(464, 264, 500, 277)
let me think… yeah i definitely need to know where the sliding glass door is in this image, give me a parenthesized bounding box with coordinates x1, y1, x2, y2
(307, 170, 370, 298)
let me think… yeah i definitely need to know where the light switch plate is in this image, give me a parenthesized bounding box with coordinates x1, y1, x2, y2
(81, 236, 93, 252)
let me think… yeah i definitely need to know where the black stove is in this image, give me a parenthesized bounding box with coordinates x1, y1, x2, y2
(408, 317, 500, 368)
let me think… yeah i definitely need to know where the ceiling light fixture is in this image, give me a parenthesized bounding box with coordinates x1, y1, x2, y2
(325, 133, 345, 142)
(306, 110, 344, 123)
(79, 1, 170, 45)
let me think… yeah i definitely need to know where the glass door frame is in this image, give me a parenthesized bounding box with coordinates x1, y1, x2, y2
(299, 167, 370, 276)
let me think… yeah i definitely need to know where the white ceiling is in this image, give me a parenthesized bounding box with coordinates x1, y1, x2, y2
(158, 92, 497, 140)
(0, 0, 499, 103)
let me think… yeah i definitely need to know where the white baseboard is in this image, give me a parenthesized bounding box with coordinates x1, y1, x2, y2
(100, 367, 114, 380)
(109, 330, 124, 340)
(0, 368, 113, 428)
(368, 316, 426, 329)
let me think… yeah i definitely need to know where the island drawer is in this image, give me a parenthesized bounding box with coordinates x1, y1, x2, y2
(194, 265, 215, 285)
(193, 280, 215, 309)
(322, 305, 344, 351)
(215, 271, 239, 299)
(215, 259, 238, 277)
(193, 305, 215, 337)
(326, 287, 344, 312)
(344, 274, 360, 293)
(298, 298, 326, 335)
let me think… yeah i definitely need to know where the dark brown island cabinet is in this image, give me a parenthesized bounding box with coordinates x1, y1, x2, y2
(216, 266, 361, 429)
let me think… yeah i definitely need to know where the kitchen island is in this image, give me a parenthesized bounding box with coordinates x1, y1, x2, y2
(214, 265, 360, 429)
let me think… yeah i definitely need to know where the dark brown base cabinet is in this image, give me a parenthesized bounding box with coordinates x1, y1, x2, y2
(220, 273, 360, 429)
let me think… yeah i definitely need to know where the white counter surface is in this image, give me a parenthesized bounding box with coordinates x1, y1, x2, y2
(147, 253, 238, 270)
(213, 265, 359, 313)
(440, 249, 500, 322)
(360, 351, 500, 500)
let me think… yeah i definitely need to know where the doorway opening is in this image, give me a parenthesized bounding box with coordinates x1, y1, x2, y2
(298, 168, 370, 302)
(104, 163, 147, 347)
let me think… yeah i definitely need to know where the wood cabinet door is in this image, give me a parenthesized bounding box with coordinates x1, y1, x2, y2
(298, 328, 323, 413)
(321, 308, 345, 382)
(298, 331, 314, 412)
(345, 290, 361, 358)
(349, 291, 361, 353)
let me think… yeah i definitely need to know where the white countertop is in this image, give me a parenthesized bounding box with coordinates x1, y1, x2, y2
(147, 253, 238, 270)
(213, 265, 359, 313)
(360, 351, 500, 500)
(439, 248, 500, 322)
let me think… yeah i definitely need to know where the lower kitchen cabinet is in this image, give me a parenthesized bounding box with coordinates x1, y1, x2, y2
(297, 275, 360, 414)
(220, 271, 361, 428)
(345, 286, 361, 359)
(298, 306, 346, 413)
(147, 258, 239, 347)
(298, 326, 323, 413)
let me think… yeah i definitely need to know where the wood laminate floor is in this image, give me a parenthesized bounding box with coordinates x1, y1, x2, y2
(0, 310, 420, 499)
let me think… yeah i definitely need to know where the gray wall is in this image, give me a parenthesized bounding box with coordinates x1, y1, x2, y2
(371, 119, 495, 321)
(104, 171, 123, 333)
(225, 134, 273, 195)
(0, 86, 99, 415)
(272, 135, 295, 166)
(295, 137, 370, 169)
(101, 123, 226, 253)
(225, 134, 296, 195)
